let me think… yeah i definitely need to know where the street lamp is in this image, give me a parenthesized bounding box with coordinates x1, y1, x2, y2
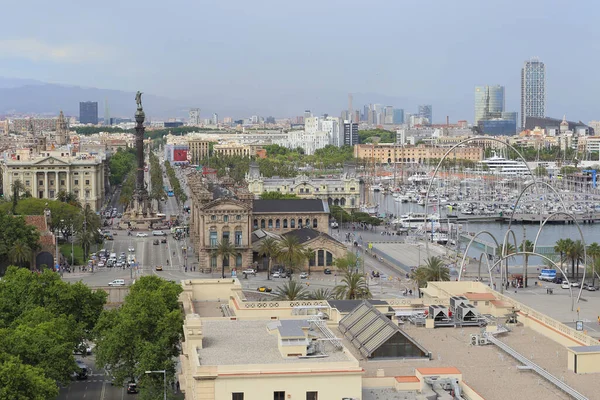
(145, 370, 166, 400)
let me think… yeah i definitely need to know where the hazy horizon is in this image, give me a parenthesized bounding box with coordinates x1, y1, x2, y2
(0, 0, 598, 122)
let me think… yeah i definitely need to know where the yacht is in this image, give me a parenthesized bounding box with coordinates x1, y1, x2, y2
(393, 213, 439, 229)
(407, 173, 432, 184)
(479, 153, 531, 176)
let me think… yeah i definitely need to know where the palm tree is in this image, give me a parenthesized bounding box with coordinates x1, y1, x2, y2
(76, 230, 95, 263)
(303, 248, 316, 275)
(411, 256, 450, 288)
(274, 280, 310, 301)
(519, 239, 534, 287)
(333, 269, 371, 299)
(587, 242, 600, 287)
(277, 235, 306, 278)
(555, 238, 573, 275)
(310, 288, 334, 300)
(214, 240, 238, 278)
(9, 240, 32, 269)
(567, 240, 585, 281)
(56, 190, 81, 208)
(257, 237, 279, 280)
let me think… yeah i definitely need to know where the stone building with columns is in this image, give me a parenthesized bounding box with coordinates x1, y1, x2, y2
(1, 153, 106, 211)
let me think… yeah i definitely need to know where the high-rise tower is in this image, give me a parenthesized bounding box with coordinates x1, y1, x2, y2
(55, 111, 68, 145)
(521, 58, 546, 128)
(474, 85, 505, 124)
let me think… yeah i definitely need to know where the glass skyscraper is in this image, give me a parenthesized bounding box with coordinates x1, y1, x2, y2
(521, 58, 546, 128)
(418, 105, 432, 124)
(474, 85, 505, 124)
(79, 101, 98, 125)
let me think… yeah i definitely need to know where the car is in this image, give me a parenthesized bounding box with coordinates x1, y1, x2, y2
(153, 239, 159, 245)
(97, 262, 105, 268)
(136, 232, 148, 237)
(330, 221, 339, 229)
(257, 286, 272, 293)
(128, 247, 135, 252)
(108, 279, 125, 287)
(571, 282, 580, 287)
(243, 268, 256, 275)
(161, 238, 167, 243)
(74, 342, 92, 355)
(561, 282, 570, 289)
(324, 268, 332, 274)
(272, 272, 280, 278)
(155, 265, 163, 271)
(300, 272, 308, 279)
(127, 382, 138, 394)
(586, 286, 597, 291)
(120, 252, 126, 257)
(73, 360, 88, 380)
(115, 262, 123, 268)
(152, 230, 166, 236)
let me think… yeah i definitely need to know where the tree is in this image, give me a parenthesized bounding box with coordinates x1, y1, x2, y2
(567, 240, 585, 281)
(333, 269, 371, 299)
(587, 242, 600, 287)
(94, 276, 182, 391)
(260, 191, 300, 200)
(555, 238, 572, 274)
(214, 240, 238, 278)
(257, 237, 279, 280)
(8, 240, 33, 269)
(274, 280, 310, 301)
(0, 353, 59, 400)
(411, 256, 450, 288)
(56, 190, 81, 208)
(277, 235, 307, 277)
(11, 179, 26, 214)
(310, 288, 334, 300)
(519, 239, 534, 287)
(334, 252, 360, 273)
(0, 215, 40, 271)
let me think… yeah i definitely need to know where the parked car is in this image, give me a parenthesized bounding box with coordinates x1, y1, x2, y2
(127, 382, 138, 394)
(272, 272, 280, 278)
(571, 282, 580, 287)
(115, 261, 123, 268)
(128, 247, 135, 252)
(243, 268, 256, 275)
(330, 221, 338, 229)
(257, 286, 272, 293)
(324, 268, 332, 275)
(153, 239, 159, 245)
(136, 232, 148, 237)
(586, 285, 597, 291)
(161, 237, 167, 243)
(97, 262, 105, 268)
(300, 272, 308, 279)
(152, 230, 166, 236)
(108, 279, 125, 287)
(561, 282, 570, 289)
(155, 265, 163, 271)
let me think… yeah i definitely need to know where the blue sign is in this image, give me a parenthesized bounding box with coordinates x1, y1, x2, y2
(55, 264, 60, 271)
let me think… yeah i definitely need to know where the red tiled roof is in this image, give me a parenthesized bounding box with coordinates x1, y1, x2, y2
(23, 215, 47, 232)
(416, 367, 461, 375)
(462, 292, 496, 301)
(395, 376, 420, 383)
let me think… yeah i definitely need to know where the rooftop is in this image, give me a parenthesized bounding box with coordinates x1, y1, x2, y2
(198, 319, 351, 366)
(328, 299, 389, 313)
(252, 199, 327, 213)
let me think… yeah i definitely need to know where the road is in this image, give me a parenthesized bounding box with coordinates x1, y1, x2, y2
(57, 354, 137, 400)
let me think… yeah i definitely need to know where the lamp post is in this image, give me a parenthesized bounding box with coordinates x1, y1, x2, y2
(145, 370, 166, 400)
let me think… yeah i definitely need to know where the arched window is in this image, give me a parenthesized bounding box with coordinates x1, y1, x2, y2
(283, 219, 288, 228)
(261, 219, 266, 229)
(340, 198, 346, 206)
(317, 250, 325, 266)
(253, 219, 258, 229)
(275, 219, 280, 229)
(290, 219, 296, 228)
(305, 218, 310, 228)
(312, 218, 318, 228)
(326, 251, 333, 266)
(351, 198, 355, 206)
(268, 219, 273, 229)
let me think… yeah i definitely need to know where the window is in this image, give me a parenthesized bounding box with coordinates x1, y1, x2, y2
(300, 188, 304, 193)
(306, 392, 318, 400)
(25, 180, 30, 186)
(50, 180, 54, 185)
(318, 250, 324, 266)
(253, 219, 258, 229)
(74, 179, 78, 185)
(60, 180, 65, 186)
(232, 394, 244, 400)
(283, 219, 288, 228)
(268, 219, 273, 229)
(290, 219, 295, 228)
(39, 180, 44, 186)
(210, 254, 217, 268)
(209, 231, 218, 247)
(312, 218, 318, 228)
(211, 215, 216, 221)
(326, 251, 333, 266)
(85, 190, 90, 198)
(236, 254, 242, 267)
(305, 189, 310, 193)
(85, 180, 90, 185)
(224, 215, 229, 222)
(236, 215, 241, 220)
(223, 255, 230, 267)
(222, 231, 230, 243)
(261, 219, 266, 229)
(305, 218, 310, 228)
(49, 190, 55, 198)
(235, 231, 242, 246)
(274, 392, 285, 400)
(275, 219, 280, 229)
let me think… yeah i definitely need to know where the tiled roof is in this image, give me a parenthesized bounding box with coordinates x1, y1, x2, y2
(462, 292, 496, 301)
(416, 367, 461, 375)
(395, 376, 420, 383)
(23, 215, 47, 232)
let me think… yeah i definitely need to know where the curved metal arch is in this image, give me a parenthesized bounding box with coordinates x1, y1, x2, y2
(499, 228, 519, 293)
(490, 251, 576, 311)
(458, 230, 501, 282)
(506, 179, 569, 231)
(423, 136, 536, 258)
(531, 210, 587, 304)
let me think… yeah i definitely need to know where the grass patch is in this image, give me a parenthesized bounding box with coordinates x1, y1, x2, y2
(59, 243, 84, 265)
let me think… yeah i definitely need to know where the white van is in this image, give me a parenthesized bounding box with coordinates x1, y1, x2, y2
(108, 279, 125, 287)
(152, 230, 166, 236)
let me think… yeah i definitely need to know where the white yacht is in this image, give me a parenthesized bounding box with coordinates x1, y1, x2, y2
(479, 153, 531, 176)
(393, 213, 439, 229)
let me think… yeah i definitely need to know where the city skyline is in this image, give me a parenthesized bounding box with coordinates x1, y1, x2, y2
(0, 1, 598, 121)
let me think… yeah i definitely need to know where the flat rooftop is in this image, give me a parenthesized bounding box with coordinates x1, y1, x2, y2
(198, 319, 352, 366)
(336, 323, 600, 400)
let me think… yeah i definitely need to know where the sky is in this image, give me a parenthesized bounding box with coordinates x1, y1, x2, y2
(0, 0, 598, 122)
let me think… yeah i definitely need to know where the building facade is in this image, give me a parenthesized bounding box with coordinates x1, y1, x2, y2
(189, 108, 200, 125)
(474, 85, 505, 124)
(246, 162, 362, 209)
(418, 104, 433, 124)
(521, 58, 546, 128)
(2, 154, 106, 210)
(354, 143, 484, 164)
(79, 101, 99, 125)
(343, 121, 358, 146)
(188, 138, 211, 164)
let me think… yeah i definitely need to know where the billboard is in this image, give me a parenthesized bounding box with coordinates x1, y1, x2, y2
(173, 149, 188, 162)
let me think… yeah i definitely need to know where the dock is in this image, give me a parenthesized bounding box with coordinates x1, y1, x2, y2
(446, 212, 600, 224)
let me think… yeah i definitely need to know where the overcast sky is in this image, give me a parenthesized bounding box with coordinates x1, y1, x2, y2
(0, 0, 597, 121)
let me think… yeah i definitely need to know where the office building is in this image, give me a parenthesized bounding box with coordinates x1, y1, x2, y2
(474, 85, 505, 124)
(418, 104, 432, 124)
(477, 119, 517, 136)
(393, 108, 404, 124)
(343, 121, 358, 146)
(521, 58, 546, 128)
(384, 106, 394, 124)
(79, 101, 99, 125)
(212, 113, 218, 125)
(189, 108, 200, 125)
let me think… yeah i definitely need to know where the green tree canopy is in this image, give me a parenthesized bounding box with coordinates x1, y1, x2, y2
(260, 191, 300, 200)
(0, 352, 58, 400)
(109, 148, 137, 185)
(0, 215, 40, 271)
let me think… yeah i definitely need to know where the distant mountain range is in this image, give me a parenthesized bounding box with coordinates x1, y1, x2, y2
(0, 78, 186, 119)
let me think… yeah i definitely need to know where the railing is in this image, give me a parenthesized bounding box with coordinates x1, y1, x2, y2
(309, 317, 343, 350)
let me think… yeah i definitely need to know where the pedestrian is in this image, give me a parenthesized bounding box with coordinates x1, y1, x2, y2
(493, 283, 497, 290)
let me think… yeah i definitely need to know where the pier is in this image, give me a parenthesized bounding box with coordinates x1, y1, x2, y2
(446, 212, 600, 224)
